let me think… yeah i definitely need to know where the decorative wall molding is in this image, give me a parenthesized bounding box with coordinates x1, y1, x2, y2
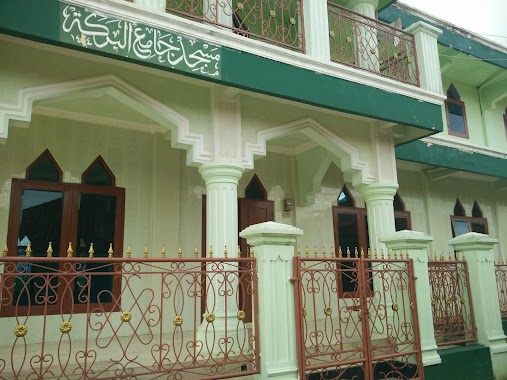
(243, 117, 375, 186)
(0, 74, 213, 165)
(63, 0, 445, 105)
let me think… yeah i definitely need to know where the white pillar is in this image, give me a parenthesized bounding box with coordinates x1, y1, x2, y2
(303, 0, 330, 61)
(449, 232, 507, 379)
(405, 21, 444, 94)
(240, 222, 303, 380)
(135, 0, 165, 12)
(357, 183, 398, 253)
(347, 0, 379, 71)
(381, 230, 441, 367)
(198, 163, 244, 334)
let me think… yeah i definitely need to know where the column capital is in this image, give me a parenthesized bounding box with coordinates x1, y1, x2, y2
(240, 221, 303, 246)
(381, 230, 433, 251)
(449, 232, 498, 252)
(347, 0, 379, 11)
(357, 182, 398, 202)
(198, 162, 244, 185)
(405, 21, 443, 39)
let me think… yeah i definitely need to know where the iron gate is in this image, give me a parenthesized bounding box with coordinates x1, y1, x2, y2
(293, 255, 424, 380)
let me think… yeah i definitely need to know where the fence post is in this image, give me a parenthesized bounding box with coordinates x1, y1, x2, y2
(449, 232, 507, 379)
(240, 221, 303, 380)
(380, 230, 441, 366)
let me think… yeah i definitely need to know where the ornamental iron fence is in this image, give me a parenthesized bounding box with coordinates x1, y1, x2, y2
(165, 0, 305, 52)
(293, 247, 424, 380)
(0, 242, 259, 380)
(428, 253, 476, 346)
(327, 2, 420, 86)
(495, 260, 507, 319)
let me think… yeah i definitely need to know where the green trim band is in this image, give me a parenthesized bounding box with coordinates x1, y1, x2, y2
(379, 6, 507, 70)
(0, 0, 442, 133)
(396, 140, 507, 179)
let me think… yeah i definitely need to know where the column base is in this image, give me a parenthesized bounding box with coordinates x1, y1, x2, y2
(421, 345, 442, 366)
(491, 348, 507, 380)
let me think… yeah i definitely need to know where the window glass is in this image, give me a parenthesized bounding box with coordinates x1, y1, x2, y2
(336, 212, 360, 293)
(27, 154, 60, 182)
(14, 189, 64, 307)
(395, 216, 409, 231)
(471, 222, 486, 234)
(83, 161, 113, 186)
(453, 220, 470, 236)
(448, 102, 466, 135)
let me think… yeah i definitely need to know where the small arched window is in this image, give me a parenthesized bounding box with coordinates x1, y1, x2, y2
(451, 199, 488, 237)
(338, 185, 355, 208)
(472, 200, 483, 218)
(394, 193, 411, 231)
(445, 84, 469, 138)
(453, 198, 466, 217)
(82, 156, 115, 186)
(25, 149, 62, 182)
(245, 174, 267, 200)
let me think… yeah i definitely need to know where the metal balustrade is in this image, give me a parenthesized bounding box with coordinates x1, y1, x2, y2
(496, 261, 507, 319)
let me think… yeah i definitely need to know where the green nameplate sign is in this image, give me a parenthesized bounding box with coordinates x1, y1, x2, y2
(60, 2, 221, 78)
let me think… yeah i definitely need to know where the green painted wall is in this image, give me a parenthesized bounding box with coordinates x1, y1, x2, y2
(424, 345, 494, 380)
(0, 0, 443, 135)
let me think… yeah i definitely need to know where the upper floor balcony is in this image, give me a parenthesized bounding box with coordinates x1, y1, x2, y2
(119, 0, 422, 87)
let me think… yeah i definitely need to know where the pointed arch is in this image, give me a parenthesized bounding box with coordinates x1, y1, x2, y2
(338, 185, 355, 208)
(26, 149, 62, 182)
(472, 200, 483, 218)
(446, 84, 461, 101)
(82, 156, 116, 186)
(245, 174, 267, 200)
(393, 192, 405, 212)
(453, 198, 466, 217)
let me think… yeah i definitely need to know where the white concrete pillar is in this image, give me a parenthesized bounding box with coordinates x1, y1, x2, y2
(240, 222, 303, 380)
(449, 232, 507, 379)
(135, 0, 165, 13)
(381, 230, 441, 367)
(347, 0, 379, 71)
(405, 21, 444, 94)
(198, 163, 243, 335)
(303, 0, 331, 61)
(357, 183, 398, 253)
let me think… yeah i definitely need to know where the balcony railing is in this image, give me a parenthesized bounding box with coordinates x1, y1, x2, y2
(496, 261, 507, 319)
(428, 254, 477, 346)
(327, 2, 419, 86)
(0, 244, 259, 380)
(165, 0, 305, 52)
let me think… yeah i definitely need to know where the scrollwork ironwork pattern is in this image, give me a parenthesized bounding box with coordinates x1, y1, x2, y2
(293, 255, 424, 379)
(165, 0, 305, 52)
(495, 263, 507, 319)
(428, 258, 477, 346)
(327, 3, 419, 86)
(0, 254, 259, 379)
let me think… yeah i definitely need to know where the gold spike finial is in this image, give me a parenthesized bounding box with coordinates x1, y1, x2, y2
(250, 246, 255, 258)
(338, 247, 343, 258)
(161, 245, 166, 258)
(346, 247, 351, 258)
(144, 245, 149, 258)
(44, 242, 51, 257)
(374, 248, 378, 259)
(297, 245, 301, 257)
(367, 248, 371, 259)
(2, 241, 8, 257)
(322, 247, 326, 258)
(393, 250, 398, 259)
(381, 249, 385, 259)
(87, 243, 93, 258)
(209, 246, 213, 258)
(224, 245, 228, 258)
(354, 247, 359, 258)
(237, 245, 241, 258)
(177, 245, 182, 258)
(305, 246, 309, 257)
(25, 242, 32, 257)
(448, 251, 452, 261)
(331, 247, 335, 258)
(108, 243, 113, 258)
(440, 252, 444, 261)
(126, 244, 131, 258)
(406, 249, 409, 259)
(195, 246, 199, 258)
(387, 249, 391, 259)
(313, 247, 317, 258)
(433, 252, 437, 261)
(360, 248, 365, 259)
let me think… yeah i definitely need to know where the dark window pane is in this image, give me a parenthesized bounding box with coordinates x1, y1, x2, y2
(338, 191, 354, 207)
(14, 190, 63, 307)
(395, 216, 409, 232)
(471, 222, 486, 234)
(448, 103, 466, 134)
(337, 212, 360, 293)
(27, 154, 60, 182)
(83, 161, 113, 186)
(453, 220, 470, 236)
(74, 193, 117, 304)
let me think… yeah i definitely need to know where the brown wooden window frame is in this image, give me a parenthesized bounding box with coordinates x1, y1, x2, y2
(445, 86, 469, 139)
(4, 157, 125, 317)
(450, 215, 488, 238)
